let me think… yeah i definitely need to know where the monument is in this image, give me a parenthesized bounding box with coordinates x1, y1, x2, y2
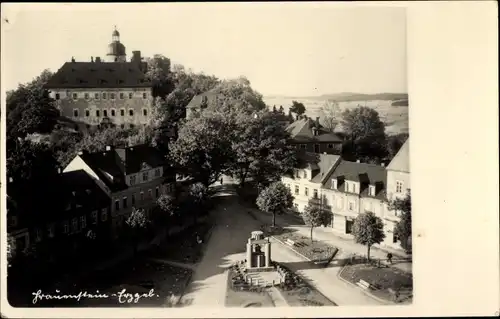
(246, 230, 273, 272)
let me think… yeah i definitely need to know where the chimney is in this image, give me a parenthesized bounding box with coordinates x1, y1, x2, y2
(71, 56, 75, 63)
(95, 56, 101, 63)
(58, 167, 62, 174)
(91, 56, 94, 62)
(316, 116, 320, 125)
(77, 151, 83, 155)
(332, 178, 338, 190)
(132, 51, 142, 63)
(106, 145, 112, 151)
(312, 127, 317, 136)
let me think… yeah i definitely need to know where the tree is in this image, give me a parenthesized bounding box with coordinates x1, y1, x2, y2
(319, 100, 341, 132)
(341, 106, 388, 161)
(289, 100, 306, 116)
(169, 109, 236, 187)
(256, 181, 294, 227)
(301, 203, 332, 242)
(125, 208, 150, 256)
(229, 111, 297, 187)
(207, 76, 267, 114)
(7, 69, 59, 140)
(388, 191, 412, 254)
(157, 194, 178, 217)
(387, 133, 409, 160)
(352, 211, 386, 261)
(145, 54, 175, 98)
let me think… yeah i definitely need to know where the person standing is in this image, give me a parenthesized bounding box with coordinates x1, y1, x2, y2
(387, 252, 393, 264)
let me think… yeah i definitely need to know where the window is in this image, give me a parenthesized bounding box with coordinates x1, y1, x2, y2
(143, 92, 147, 99)
(303, 171, 307, 179)
(294, 185, 299, 195)
(300, 144, 307, 149)
(143, 109, 148, 116)
(129, 109, 134, 116)
(123, 197, 128, 209)
(328, 144, 333, 149)
(154, 168, 161, 177)
(305, 187, 309, 196)
(130, 175, 137, 185)
(92, 211, 98, 224)
(73, 109, 79, 117)
(55, 93, 60, 100)
(393, 230, 399, 243)
(352, 183, 356, 193)
(295, 170, 300, 178)
(313, 189, 318, 199)
(396, 181, 403, 193)
(119, 93, 125, 99)
(72, 93, 78, 100)
(80, 215, 87, 229)
(35, 228, 42, 242)
(115, 200, 120, 211)
(85, 109, 90, 117)
(314, 144, 320, 153)
(120, 109, 125, 116)
(142, 172, 149, 182)
(369, 185, 375, 196)
(110, 93, 116, 100)
(148, 189, 152, 198)
(72, 218, 78, 233)
(63, 221, 69, 234)
(129, 93, 133, 99)
(348, 201, 354, 211)
(95, 92, 100, 99)
(345, 218, 354, 234)
(140, 192, 144, 201)
(84, 93, 90, 100)
(101, 208, 108, 221)
(47, 224, 55, 238)
(102, 92, 107, 99)
(111, 109, 116, 117)
(96, 109, 100, 117)
(130, 124, 135, 129)
(155, 187, 159, 198)
(103, 110, 108, 117)
(132, 194, 136, 206)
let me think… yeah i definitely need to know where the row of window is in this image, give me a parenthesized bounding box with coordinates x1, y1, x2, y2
(114, 185, 166, 211)
(35, 209, 108, 242)
(73, 108, 148, 118)
(297, 143, 338, 151)
(129, 169, 161, 185)
(56, 92, 148, 101)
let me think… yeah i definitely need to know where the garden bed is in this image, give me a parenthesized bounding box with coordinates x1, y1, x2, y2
(272, 231, 339, 263)
(148, 221, 213, 264)
(274, 264, 336, 307)
(339, 263, 413, 303)
(225, 267, 275, 307)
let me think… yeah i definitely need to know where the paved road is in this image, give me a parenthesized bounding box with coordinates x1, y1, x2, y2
(180, 184, 384, 307)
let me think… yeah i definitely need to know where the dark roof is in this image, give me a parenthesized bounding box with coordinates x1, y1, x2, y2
(44, 61, 151, 89)
(79, 144, 166, 192)
(286, 118, 343, 143)
(60, 170, 110, 212)
(295, 152, 341, 183)
(324, 160, 387, 199)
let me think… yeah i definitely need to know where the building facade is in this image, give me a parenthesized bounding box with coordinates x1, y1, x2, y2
(285, 116, 343, 155)
(63, 144, 176, 239)
(44, 27, 154, 129)
(282, 144, 410, 251)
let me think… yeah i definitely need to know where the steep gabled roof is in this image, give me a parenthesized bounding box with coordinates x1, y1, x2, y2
(295, 152, 342, 183)
(387, 138, 410, 173)
(324, 159, 387, 199)
(60, 170, 110, 211)
(79, 144, 166, 192)
(44, 61, 151, 89)
(286, 118, 343, 143)
(186, 91, 220, 109)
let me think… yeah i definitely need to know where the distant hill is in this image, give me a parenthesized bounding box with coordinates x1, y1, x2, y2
(266, 92, 408, 102)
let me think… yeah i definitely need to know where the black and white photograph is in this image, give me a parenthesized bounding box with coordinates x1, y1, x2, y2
(1, 2, 498, 318)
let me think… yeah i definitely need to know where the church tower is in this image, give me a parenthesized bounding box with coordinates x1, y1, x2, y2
(106, 26, 126, 62)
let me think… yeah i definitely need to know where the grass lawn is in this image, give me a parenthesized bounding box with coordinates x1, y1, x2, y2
(340, 263, 413, 303)
(270, 229, 339, 264)
(148, 221, 213, 264)
(225, 268, 275, 307)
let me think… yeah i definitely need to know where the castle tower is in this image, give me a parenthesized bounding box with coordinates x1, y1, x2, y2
(106, 26, 126, 62)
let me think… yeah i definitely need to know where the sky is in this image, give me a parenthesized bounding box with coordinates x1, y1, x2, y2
(1, 3, 407, 97)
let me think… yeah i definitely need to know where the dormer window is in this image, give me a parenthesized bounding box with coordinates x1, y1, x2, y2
(303, 170, 307, 179)
(369, 185, 376, 196)
(332, 178, 338, 189)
